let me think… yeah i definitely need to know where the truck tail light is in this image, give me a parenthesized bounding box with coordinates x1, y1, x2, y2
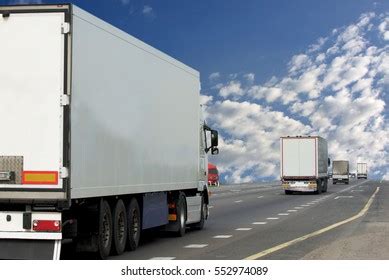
(33, 220, 61, 232)
(22, 171, 58, 185)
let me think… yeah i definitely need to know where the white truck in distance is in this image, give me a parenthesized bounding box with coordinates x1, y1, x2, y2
(280, 136, 330, 194)
(332, 160, 349, 185)
(0, 4, 219, 260)
(357, 163, 368, 179)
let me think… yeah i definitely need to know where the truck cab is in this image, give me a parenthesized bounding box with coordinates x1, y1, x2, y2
(208, 163, 220, 186)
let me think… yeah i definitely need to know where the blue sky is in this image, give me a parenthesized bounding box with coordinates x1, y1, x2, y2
(3, 0, 389, 182)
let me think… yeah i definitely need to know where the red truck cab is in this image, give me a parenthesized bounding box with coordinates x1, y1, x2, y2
(208, 163, 220, 186)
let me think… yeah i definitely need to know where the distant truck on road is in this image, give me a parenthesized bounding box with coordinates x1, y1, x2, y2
(280, 136, 330, 194)
(332, 160, 349, 184)
(357, 163, 368, 179)
(0, 3, 219, 260)
(208, 163, 220, 186)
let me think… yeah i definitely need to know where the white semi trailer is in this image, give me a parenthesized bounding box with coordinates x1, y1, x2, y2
(280, 136, 330, 195)
(332, 160, 349, 184)
(0, 4, 219, 259)
(357, 163, 368, 179)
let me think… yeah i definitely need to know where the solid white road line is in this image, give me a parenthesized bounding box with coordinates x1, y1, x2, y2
(267, 217, 279, 220)
(184, 244, 209, 249)
(149, 257, 176, 260)
(235, 228, 252, 231)
(213, 235, 233, 239)
(252, 222, 267, 225)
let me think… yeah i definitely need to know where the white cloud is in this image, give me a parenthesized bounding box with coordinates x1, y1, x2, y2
(244, 73, 255, 82)
(378, 17, 389, 40)
(205, 12, 389, 182)
(200, 94, 213, 106)
(219, 81, 244, 99)
(288, 54, 312, 74)
(142, 5, 153, 15)
(206, 100, 312, 183)
(120, 0, 130, 5)
(209, 72, 221, 81)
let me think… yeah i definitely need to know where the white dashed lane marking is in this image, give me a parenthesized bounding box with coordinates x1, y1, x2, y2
(257, 196, 264, 199)
(287, 210, 297, 212)
(234, 200, 243, 203)
(208, 206, 214, 209)
(294, 207, 303, 209)
(213, 235, 233, 239)
(235, 228, 252, 231)
(278, 213, 289, 216)
(252, 222, 267, 225)
(184, 244, 208, 249)
(267, 217, 279, 220)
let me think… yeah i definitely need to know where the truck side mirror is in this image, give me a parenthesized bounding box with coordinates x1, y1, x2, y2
(211, 147, 219, 155)
(328, 158, 331, 166)
(211, 130, 218, 147)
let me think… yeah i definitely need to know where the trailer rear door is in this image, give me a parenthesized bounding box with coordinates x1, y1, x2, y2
(281, 138, 317, 178)
(0, 8, 69, 200)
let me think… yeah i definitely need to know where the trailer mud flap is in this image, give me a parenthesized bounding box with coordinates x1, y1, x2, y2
(0, 239, 61, 260)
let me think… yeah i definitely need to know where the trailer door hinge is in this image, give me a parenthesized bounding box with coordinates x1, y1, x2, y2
(61, 22, 70, 34)
(60, 95, 70, 106)
(60, 167, 69, 179)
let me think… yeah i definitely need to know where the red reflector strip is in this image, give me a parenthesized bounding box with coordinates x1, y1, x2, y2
(33, 220, 61, 232)
(22, 171, 58, 185)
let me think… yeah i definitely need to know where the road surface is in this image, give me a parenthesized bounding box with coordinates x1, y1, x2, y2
(62, 179, 389, 260)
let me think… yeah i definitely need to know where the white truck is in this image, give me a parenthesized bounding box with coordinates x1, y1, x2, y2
(0, 3, 219, 259)
(280, 136, 329, 195)
(332, 160, 349, 184)
(357, 163, 368, 179)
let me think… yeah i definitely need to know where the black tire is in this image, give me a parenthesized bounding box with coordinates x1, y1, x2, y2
(315, 180, 322, 194)
(323, 179, 328, 193)
(175, 193, 187, 237)
(285, 190, 292, 195)
(191, 196, 207, 230)
(126, 198, 141, 251)
(111, 199, 127, 256)
(98, 199, 113, 259)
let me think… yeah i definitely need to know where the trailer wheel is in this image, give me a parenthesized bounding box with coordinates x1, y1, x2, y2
(323, 180, 328, 192)
(285, 190, 292, 195)
(191, 197, 207, 230)
(98, 199, 113, 259)
(315, 180, 322, 194)
(112, 199, 127, 255)
(126, 198, 141, 251)
(175, 193, 187, 237)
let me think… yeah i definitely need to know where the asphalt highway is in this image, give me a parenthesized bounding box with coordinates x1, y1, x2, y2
(103, 179, 387, 260)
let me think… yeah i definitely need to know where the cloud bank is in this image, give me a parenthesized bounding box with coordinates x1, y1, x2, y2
(203, 12, 389, 183)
